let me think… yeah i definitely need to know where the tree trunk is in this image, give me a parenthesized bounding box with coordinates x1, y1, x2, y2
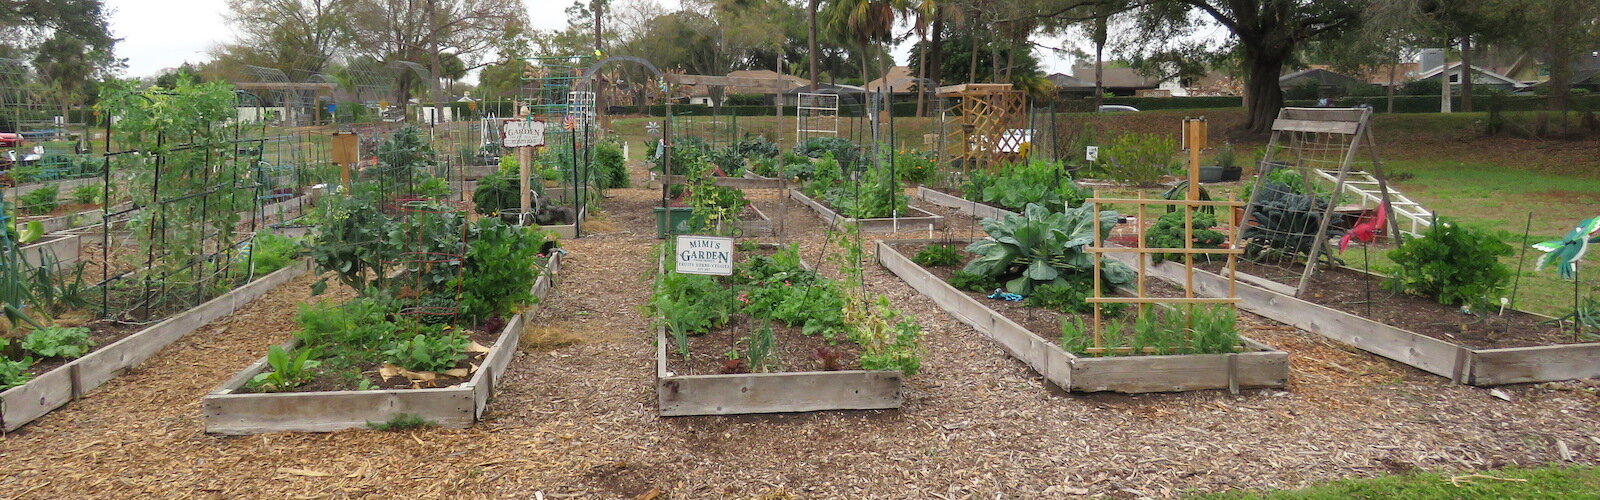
(916, 41, 928, 117)
(989, 29, 1000, 82)
(967, 29, 979, 83)
(1240, 46, 1288, 134)
(1386, 62, 1396, 113)
(1093, 17, 1106, 112)
(808, 0, 820, 91)
(1459, 36, 1473, 112)
(929, 5, 944, 86)
(1547, 0, 1575, 111)
(1440, 50, 1453, 113)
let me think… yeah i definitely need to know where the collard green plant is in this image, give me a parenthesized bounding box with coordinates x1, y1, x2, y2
(734, 135, 779, 160)
(705, 146, 744, 176)
(308, 189, 397, 295)
(794, 137, 860, 169)
(21, 326, 93, 359)
(247, 345, 320, 392)
(963, 203, 1135, 295)
(1242, 180, 1344, 260)
(1145, 211, 1227, 264)
(1383, 219, 1513, 308)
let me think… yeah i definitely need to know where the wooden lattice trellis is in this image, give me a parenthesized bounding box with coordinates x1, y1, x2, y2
(1083, 118, 1244, 356)
(937, 83, 1026, 171)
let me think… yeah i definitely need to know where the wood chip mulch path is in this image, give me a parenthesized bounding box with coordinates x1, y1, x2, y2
(1, 166, 1596, 499)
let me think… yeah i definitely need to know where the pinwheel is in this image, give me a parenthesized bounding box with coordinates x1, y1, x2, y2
(1339, 201, 1388, 252)
(1534, 216, 1600, 280)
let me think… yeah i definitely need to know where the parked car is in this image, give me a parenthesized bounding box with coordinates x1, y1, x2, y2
(0, 132, 22, 147)
(1098, 105, 1141, 113)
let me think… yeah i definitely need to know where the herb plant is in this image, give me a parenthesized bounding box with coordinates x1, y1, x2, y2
(912, 244, 963, 268)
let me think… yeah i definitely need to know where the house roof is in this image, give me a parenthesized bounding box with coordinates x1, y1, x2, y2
(1279, 68, 1365, 87)
(1415, 62, 1524, 87)
(1070, 64, 1162, 88)
(865, 66, 919, 92)
(1046, 72, 1095, 89)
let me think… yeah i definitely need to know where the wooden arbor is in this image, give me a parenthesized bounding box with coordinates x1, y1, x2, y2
(937, 83, 1026, 172)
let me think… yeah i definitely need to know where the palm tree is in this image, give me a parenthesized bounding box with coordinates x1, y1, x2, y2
(821, 0, 897, 88)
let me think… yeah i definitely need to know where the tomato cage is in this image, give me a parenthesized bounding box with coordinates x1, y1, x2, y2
(384, 197, 470, 325)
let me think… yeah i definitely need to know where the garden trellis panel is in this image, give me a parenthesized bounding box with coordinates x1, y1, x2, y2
(1239, 107, 1403, 297)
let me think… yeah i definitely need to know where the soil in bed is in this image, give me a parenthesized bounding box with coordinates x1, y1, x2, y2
(20, 319, 146, 376)
(663, 315, 862, 376)
(1200, 259, 1574, 349)
(661, 247, 863, 375)
(891, 241, 1086, 352)
(242, 324, 504, 394)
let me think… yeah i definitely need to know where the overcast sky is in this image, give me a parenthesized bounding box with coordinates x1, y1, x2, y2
(105, 0, 1079, 79)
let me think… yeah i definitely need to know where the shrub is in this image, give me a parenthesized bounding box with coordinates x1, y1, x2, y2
(1100, 133, 1177, 186)
(912, 244, 963, 268)
(1383, 219, 1512, 308)
(592, 140, 629, 188)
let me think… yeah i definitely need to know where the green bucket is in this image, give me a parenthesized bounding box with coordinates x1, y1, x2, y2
(654, 206, 696, 238)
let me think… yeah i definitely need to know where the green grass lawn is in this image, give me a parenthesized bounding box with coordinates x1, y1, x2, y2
(1198, 465, 1600, 499)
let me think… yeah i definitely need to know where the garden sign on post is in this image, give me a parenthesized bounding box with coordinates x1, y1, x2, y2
(504, 117, 547, 224)
(675, 235, 733, 276)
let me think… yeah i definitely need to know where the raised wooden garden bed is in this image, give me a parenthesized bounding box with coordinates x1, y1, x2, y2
(649, 173, 788, 190)
(788, 189, 945, 234)
(18, 233, 81, 268)
(654, 245, 904, 416)
(0, 259, 313, 431)
(1139, 257, 1600, 386)
(915, 186, 1017, 221)
(878, 239, 1288, 393)
(201, 252, 563, 434)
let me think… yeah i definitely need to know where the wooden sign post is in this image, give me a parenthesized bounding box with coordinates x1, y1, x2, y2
(331, 132, 358, 188)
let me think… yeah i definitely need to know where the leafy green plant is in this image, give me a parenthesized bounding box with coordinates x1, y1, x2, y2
(71, 184, 100, 205)
(948, 270, 998, 292)
(592, 140, 629, 188)
(1185, 304, 1241, 354)
(1384, 219, 1513, 308)
(19, 185, 59, 215)
(0, 348, 34, 389)
(734, 135, 779, 160)
(1213, 143, 1237, 168)
(308, 190, 396, 295)
(705, 146, 745, 176)
(1025, 280, 1126, 316)
(457, 219, 549, 324)
(964, 160, 1090, 212)
(1145, 211, 1227, 264)
(21, 326, 93, 359)
(688, 184, 749, 234)
(963, 203, 1135, 295)
(794, 137, 860, 169)
(845, 295, 922, 375)
(247, 344, 321, 392)
(1241, 180, 1345, 260)
(239, 232, 301, 278)
(815, 162, 909, 219)
(383, 332, 470, 372)
(367, 413, 436, 431)
(893, 150, 937, 184)
(912, 244, 963, 268)
(1059, 316, 1090, 353)
(1100, 133, 1177, 186)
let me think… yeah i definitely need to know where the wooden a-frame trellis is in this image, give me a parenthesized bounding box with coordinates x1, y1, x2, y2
(1240, 107, 1404, 297)
(937, 83, 1026, 172)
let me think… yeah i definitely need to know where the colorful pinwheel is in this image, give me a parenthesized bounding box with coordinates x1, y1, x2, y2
(1534, 216, 1600, 280)
(1339, 201, 1388, 252)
